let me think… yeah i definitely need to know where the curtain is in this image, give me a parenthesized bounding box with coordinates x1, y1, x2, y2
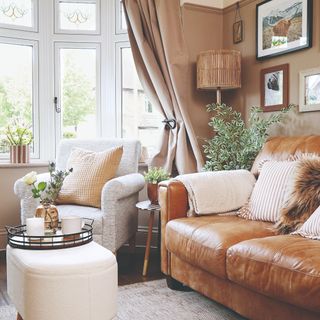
(123, 0, 204, 174)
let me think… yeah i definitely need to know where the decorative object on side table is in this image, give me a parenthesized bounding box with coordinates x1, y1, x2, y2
(3, 120, 33, 164)
(197, 49, 241, 104)
(144, 167, 170, 205)
(233, 2, 243, 44)
(299, 67, 320, 112)
(203, 103, 293, 171)
(22, 162, 73, 234)
(136, 200, 161, 276)
(256, 0, 312, 60)
(260, 64, 289, 112)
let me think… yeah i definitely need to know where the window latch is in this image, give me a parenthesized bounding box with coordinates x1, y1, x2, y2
(54, 97, 61, 113)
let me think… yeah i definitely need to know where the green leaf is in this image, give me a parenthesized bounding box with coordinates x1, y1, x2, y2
(37, 181, 47, 191)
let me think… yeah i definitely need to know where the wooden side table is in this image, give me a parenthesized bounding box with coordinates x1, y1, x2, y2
(136, 200, 161, 276)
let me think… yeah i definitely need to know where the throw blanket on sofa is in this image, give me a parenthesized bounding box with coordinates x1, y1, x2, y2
(175, 170, 256, 216)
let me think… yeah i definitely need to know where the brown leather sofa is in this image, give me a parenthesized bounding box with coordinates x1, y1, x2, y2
(159, 136, 320, 320)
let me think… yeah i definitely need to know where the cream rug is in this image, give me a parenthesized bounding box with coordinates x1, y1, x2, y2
(0, 279, 245, 320)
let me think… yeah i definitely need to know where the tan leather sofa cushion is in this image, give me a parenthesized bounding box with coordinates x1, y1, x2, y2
(166, 215, 275, 279)
(56, 146, 123, 208)
(227, 235, 320, 313)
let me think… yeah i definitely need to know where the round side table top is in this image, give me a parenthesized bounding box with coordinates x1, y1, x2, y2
(136, 200, 160, 211)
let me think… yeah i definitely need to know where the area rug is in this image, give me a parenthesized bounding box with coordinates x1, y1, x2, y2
(0, 279, 245, 320)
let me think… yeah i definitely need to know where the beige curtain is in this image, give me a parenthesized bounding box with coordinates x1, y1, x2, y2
(123, 0, 204, 174)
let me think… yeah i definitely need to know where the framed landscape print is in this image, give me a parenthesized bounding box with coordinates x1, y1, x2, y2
(261, 64, 289, 112)
(299, 68, 320, 112)
(256, 0, 312, 60)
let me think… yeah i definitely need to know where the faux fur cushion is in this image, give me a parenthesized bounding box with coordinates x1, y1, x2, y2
(276, 157, 320, 234)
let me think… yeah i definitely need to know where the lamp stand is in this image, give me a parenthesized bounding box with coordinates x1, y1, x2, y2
(216, 87, 222, 105)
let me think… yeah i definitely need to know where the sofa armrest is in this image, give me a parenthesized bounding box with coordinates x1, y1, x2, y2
(101, 173, 145, 206)
(159, 180, 189, 275)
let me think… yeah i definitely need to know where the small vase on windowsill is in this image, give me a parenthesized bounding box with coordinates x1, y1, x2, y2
(10, 145, 30, 164)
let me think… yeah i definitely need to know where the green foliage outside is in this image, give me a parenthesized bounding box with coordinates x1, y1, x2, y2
(0, 53, 95, 152)
(203, 103, 292, 171)
(62, 54, 95, 135)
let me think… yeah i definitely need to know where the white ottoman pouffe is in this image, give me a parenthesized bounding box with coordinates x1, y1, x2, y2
(6, 241, 117, 320)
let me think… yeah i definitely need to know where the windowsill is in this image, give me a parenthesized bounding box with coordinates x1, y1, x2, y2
(0, 160, 48, 168)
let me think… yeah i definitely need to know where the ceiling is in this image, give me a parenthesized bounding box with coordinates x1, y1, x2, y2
(181, 0, 239, 9)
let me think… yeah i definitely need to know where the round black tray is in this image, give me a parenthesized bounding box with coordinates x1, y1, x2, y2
(6, 219, 94, 250)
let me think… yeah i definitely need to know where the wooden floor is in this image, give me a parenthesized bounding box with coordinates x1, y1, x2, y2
(0, 246, 163, 307)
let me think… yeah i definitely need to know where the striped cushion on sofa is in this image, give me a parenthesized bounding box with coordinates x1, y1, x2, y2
(239, 161, 298, 222)
(292, 206, 320, 240)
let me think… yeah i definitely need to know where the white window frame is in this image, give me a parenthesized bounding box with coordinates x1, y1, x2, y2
(0, 36, 40, 159)
(54, 41, 102, 144)
(0, 0, 39, 32)
(54, 0, 101, 35)
(115, 41, 130, 137)
(115, 0, 126, 35)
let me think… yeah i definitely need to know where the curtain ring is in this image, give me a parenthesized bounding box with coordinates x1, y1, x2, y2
(162, 119, 177, 130)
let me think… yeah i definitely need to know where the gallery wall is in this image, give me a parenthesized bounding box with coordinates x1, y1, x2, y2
(223, 0, 320, 136)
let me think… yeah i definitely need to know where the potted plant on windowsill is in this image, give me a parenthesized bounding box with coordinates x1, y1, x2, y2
(144, 167, 170, 205)
(4, 120, 33, 164)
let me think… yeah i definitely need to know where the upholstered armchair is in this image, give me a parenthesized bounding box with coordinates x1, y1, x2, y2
(14, 139, 145, 253)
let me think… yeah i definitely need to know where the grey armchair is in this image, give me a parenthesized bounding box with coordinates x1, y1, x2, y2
(14, 139, 145, 253)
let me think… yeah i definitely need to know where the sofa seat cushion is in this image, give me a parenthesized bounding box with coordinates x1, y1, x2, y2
(227, 235, 320, 313)
(166, 215, 274, 279)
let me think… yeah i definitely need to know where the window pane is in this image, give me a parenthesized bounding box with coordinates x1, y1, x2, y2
(0, 42, 33, 154)
(0, 0, 34, 28)
(121, 48, 162, 159)
(58, 0, 97, 31)
(60, 48, 97, 139)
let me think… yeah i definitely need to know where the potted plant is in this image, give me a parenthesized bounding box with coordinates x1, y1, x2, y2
(4, 120, 33, 164)
(204, 103, 293, 171)
(144, 167, 170, 204)
(22, 162, 73, 233)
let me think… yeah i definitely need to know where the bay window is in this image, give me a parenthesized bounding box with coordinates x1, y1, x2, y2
(0, 0, 161, 162)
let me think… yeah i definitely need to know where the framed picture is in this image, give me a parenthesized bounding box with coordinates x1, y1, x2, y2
(256, 0, 312, 60)
(299, 67, 320, 112)
(260, 64, 289, 112)
(233, 20, 243, 44)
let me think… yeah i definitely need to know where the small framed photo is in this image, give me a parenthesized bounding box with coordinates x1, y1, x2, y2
(233, 20, 243, 44)
(299, 68, 320, 112)
(260, 64, 289, 112)
(256, 0, 312, 60)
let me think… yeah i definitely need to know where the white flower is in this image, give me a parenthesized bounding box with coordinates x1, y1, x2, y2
(22, 171, 37, 185)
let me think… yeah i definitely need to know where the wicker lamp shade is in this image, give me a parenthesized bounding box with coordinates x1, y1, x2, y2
(197, 50, 241, 101)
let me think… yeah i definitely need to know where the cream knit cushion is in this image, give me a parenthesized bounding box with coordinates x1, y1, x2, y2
(238, 161, 298, 222)
(56, 146, 123, 208)
(292, 206, 320, 240)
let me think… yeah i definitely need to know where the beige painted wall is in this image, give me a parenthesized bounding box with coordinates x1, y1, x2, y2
(223, 0, 320, 136)
(0, 165, 48, 249)
(182, 4, 223, 146)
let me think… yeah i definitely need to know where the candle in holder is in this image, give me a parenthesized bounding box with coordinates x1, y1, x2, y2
(26, 217, 45, 236)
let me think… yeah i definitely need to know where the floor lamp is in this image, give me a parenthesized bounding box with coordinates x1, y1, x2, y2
(197, 49, 241, 104)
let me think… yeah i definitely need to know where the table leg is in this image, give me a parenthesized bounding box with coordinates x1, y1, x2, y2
(143, 210, 155, 276)
(17, 313, 23, 320)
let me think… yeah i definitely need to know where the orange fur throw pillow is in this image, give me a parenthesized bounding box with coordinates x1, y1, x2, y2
(276, 157, 320, 234)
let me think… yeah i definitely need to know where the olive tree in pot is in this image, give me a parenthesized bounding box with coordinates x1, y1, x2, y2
(144, 167, 170, 205)
(4, 120, 33, 164)
(204, 103, 293, 171)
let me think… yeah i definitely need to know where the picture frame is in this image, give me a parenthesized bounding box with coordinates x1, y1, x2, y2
(233, 20, 243, 44)
(260, 64, 289, 112)
(256, 0, 312, 60)
(299, 67, 320, 112)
